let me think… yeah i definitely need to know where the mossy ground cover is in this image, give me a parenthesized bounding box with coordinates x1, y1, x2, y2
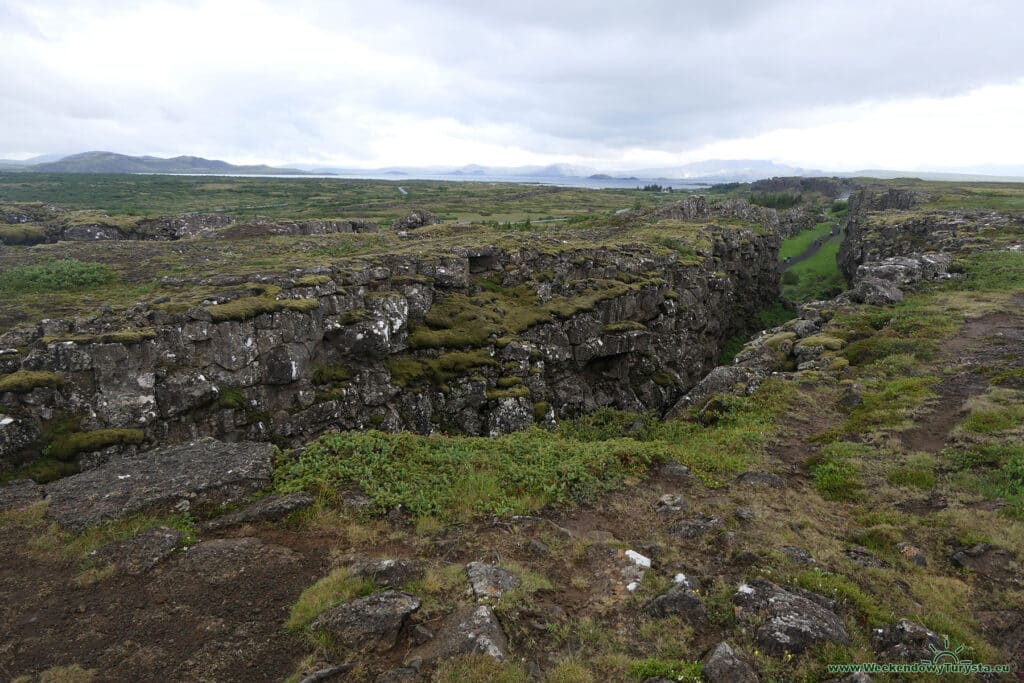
(274, 378, 796, 523)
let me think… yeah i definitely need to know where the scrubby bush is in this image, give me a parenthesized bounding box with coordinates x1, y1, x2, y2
(0, 259, 116, 292)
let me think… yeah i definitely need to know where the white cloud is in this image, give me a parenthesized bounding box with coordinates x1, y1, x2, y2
(2, 0, 1023, 172)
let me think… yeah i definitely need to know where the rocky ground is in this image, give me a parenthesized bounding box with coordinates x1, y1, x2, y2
(1, 180, 1024, 682)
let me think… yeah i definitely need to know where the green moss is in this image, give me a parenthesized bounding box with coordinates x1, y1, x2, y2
(46, 428, 145, 461)
(601, 321, 647, 334)
(763, 331, 797, 349)
(286, 567, 376, 631)
(532, 401, 550, 421)
(487, 385, 531, 400)
(652, 372, 676, 387)
(42, 329, 156, 345)
(495, 376, 522, 388)
(217, 387, 247, 410)
(310, 364, 352, 385)
(0, 370, 64, 393)
(293, 274, 332, 286)
(204, 284, 319, 322)
(796, 334, 845, 351)
(386, 349, 498, 388)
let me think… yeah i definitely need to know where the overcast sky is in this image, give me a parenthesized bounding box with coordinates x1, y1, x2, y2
(2, 0, 1023, 172)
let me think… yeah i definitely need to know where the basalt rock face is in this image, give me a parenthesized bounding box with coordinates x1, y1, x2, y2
(646, 197, 817, 238)
(0, 227, 778, 471)
(838, 188, 1024, 281)
(0, 204, 378, 244)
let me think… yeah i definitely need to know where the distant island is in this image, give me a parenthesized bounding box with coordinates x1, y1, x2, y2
(20, 151, 313, 176)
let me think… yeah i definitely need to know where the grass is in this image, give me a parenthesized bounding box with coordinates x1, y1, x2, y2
(781, 237, 844, 304)
(779, 221, 836, 261)
(433, 655, 529, 683)
(0, 259, 116, 292)
(286, 567, 376, 630)
(275, 378, 795, 523)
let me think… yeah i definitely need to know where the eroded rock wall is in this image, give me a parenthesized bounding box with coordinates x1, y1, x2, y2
(0, 227, 779, 470)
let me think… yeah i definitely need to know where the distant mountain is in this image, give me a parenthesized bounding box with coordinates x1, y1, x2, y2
(298, 159, 820, 183)
(28, 151, 312, 175)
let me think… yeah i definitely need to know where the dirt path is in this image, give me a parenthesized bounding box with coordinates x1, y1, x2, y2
(901, 310, 1024, 453)
(780, 231, 840, 271)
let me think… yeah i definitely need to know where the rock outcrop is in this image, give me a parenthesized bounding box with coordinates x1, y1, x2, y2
(838, 187, 1023, 281)
(733, 578, 850, 654)
(43, 439, 274, 530)
(1, 226, 779, 471)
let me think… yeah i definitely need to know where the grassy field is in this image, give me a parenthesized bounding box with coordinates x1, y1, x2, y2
(781, 235, 845, 303)
(0, 172, 685, 225)
(779, 221, 836, 261)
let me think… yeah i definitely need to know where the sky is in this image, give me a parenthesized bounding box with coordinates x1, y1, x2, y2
(2, 0, 1024, 173)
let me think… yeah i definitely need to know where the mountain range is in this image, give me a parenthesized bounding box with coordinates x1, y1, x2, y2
(0, 151, 310, 175)
(1, 152, 1022, 183)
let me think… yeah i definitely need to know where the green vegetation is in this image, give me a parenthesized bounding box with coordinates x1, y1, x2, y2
(0, 259, 115, 292)
(781, 236, 844, 303)
(0, 370, 64, 393)
(205, 284, 320, 322)
(286, 568, 376, 630)
(406, 279, 652, 350)
(433, 655, 529, 683)
(808, 442, 864, 501)
(601, 321, 647, 334)
(628, 659, 702, 681)
(276, 379, 795, 522)
(385, 349, 497, 389)
(0, 224, 47, 245)
(778, 221, 836, 261)
(45, 428, 145, 461)
(41, 329, 156, 345)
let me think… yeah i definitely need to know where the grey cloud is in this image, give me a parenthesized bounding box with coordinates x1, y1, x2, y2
(1, 0, 1022, 165)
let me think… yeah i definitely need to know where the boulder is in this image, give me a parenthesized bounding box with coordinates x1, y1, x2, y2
(348, 559, 425, 588)
(200, 492, 314, 531)
(467, 562, 521, 600)
(161, 536, 301, 586)
(0, 415, 40, 465)
(733, 578, 849, 654)
(644, 583, 707, 624)
(668, 513, 725, 539)
(655, 494, 687, 514)
(872, 619, 942, 662)
(390, 211, 441, 231)
(417, 604, 508, 661)
(92, 526, 184, 574)
(310, 590, 421, 652)
(702, 641, 758, 682)
(781, 546, 816, 565)
(844, 546, 887, 568)
(44, 439, 274, 531)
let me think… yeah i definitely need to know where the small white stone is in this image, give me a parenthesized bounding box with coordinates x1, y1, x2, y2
(737, 583, 755, 595)
(626, 581, 641, 592)
(625, 550, 651, 568)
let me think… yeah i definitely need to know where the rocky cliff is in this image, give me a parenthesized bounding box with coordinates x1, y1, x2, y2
(0, 224, 779, 472)
(838, 187, 1024, 281)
